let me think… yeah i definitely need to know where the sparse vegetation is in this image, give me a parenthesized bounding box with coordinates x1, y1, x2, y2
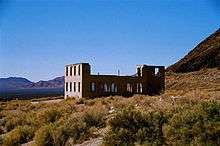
(0, 68, 219, 146)
(37, 108, 62, 124)
(1, 94, 220, 146)
(164, 100, 220, 145)
(33, 104, 108, 146)
(3, 125, 34, 146)
(104, 100, 220, 146)
(104, 107, 167, 146)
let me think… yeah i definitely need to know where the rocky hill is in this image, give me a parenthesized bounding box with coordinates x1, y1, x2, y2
(167, 28, 220, 73)
(166, 68, 220, 93)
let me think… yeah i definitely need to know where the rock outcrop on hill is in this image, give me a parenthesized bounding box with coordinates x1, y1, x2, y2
(168, 28, 220, 73)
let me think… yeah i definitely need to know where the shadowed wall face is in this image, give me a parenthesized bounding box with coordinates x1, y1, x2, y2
(65, 63, 165, 99)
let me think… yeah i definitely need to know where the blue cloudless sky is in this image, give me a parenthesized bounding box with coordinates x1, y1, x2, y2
(0, 0, 219, 81)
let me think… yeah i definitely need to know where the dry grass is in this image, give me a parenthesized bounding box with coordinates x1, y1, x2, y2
(166, 68, 220, 91)
(0, 94, 219, 145)
(0, 68, 219, 145)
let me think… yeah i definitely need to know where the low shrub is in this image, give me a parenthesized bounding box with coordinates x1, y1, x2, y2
(164, 100, 220, 145)
(5, 112, 26, 132)
(104, 107, 167, 146)
(3, 125, 34, 146)
(59, 116, 88, 144)
(57, 105, 107, 145)
(76, 98, 85, 104)
(83, 105, 107, 128)
(33, 124, 54, 146)
(1, 100, 33, 111)
(34, 113, 95, 146)
(0, 126, 4, 134)
(37, 108, 61, 124)
(85, 100, 96, 106)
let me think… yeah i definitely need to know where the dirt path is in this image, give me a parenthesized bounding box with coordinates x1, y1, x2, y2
(74, 137, 103, 146)
(30, 99, 63, 104)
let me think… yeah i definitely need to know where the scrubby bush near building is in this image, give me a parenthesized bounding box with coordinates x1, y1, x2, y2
(4, 112, 26, 132)
(3, 125, 34, 146)
(1, 96, 220, 146)
(104, 100, 220, 146)
(164, 100, 220, 145)
(104, 107, 167, 146)
(37, 108, 62, 124)
(33, 124, 55, 146)
(83, 105, 107, 128)
(33, 104, 108, 146)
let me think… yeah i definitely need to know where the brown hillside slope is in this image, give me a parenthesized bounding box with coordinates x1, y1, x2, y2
(167, 28, 220, 73)
(166, 68, 220, 95)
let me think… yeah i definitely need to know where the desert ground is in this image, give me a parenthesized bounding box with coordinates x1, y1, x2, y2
(0, 68, 219, 146)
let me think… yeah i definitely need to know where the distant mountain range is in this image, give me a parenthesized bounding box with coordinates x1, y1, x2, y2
(0, 76, 64, 91)
(0, 77, 33, 90)
(167, 28, 220, 72)
(25, 76, 64, 89)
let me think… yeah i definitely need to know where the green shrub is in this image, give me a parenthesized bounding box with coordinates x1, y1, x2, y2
(60, 117, 88, 144)
(0, 134, 5, 145)
(59, 103, 76, 115)
(0, 125, 4, 134)
(24, 112, 39, 128)
(83, 105, 107, 128)
(33, 122, 73, 146)
(76, 98, 85, 104)
(56, 106, 107, 144)
(50, 126, 69, 146)
(34, 124, 54, 146)
(5, 112, 26, 132)
(104, 107, 167, 146)
(104, 128, 134, 146)
(34, 114, 92, 146)
(33, 104, 108, 146)
(85, 100, 96, 106)
(37, 108, 61, 124)
(3, 125, 34, 146)
(164, 100, 220, 145)
(201, 100, 220, 121)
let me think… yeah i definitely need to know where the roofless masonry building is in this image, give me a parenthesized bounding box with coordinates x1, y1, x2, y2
(64, 63, 165, 99)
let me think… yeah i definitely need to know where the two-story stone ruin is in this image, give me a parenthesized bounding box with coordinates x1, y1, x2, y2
(64, 63, 165, 99)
